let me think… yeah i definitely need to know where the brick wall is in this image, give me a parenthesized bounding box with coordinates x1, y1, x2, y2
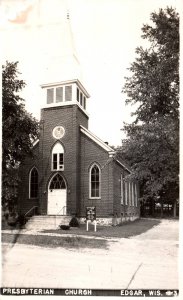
(39, 104, 88, 215)
(113, 161, 140, 218)
(79, 133, 114, 217)
(17, 102, 140, 220)
(18, 143, 40, 214)
(18, 104, 89, 216)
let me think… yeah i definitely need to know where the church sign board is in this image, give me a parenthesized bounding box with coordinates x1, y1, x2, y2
(86, 206, 96, 232)
(86, 206, 96, 221)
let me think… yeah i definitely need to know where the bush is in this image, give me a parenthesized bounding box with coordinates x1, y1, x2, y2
(17, 214, 27, 226)
(60, 225, 70, 230)
(69, 217, 80, 227)
(7, 217, 17, 227)
(4, 209, 9, 220)
(7, 211, 18, 227)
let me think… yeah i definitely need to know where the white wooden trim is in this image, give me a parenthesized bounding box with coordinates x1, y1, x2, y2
(115, 159, 131, 173)
(51, 142, 64, 171)
(89, 163, 101, 199)
(80, 125, 115, 154)
(48, 172, 67, 190)
(41, 79, 90, 98)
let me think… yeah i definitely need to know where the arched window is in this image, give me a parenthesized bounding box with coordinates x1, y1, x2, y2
(29, 167, 38, 198)
(89, 163, 101, 198)
(52, 142, 64, 171)
(49, 173, 66, 190)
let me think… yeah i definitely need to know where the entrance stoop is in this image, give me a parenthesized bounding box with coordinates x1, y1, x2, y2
(25, 215, 72, 230)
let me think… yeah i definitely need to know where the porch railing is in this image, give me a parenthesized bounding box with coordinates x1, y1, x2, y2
(57, 206, 67, 216)
(24, 206, 38, 218)
(54, 206, 67, 228)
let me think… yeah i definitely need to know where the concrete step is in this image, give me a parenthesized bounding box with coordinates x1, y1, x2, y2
(26, 215, 72, 230)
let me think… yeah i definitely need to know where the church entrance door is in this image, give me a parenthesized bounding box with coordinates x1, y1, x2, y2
(48, 173, 67, 215)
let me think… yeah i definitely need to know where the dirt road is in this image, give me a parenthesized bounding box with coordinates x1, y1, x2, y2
(1, 219, 179, 289)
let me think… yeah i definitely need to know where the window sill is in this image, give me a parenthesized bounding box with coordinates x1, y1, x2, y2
(51, 169, 64, 172)
(89, 197, 101, 200)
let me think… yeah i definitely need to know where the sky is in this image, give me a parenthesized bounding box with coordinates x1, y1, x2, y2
(1, 0, 181, 146)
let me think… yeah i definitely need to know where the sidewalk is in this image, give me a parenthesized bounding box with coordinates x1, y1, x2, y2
(1, 219, 179, 289)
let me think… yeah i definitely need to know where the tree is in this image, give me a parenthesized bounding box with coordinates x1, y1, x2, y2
(120, 7, 179, 217)
(2, 61, 39, 212)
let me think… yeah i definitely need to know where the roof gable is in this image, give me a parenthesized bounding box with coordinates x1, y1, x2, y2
(80, 125, 115, 156)
(115, 159, 131, 173)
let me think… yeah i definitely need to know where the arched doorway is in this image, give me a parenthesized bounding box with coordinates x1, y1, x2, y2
(48, 173, 67, 215)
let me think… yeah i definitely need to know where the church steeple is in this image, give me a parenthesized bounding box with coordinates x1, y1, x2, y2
(42, 10, 82, 83)
(41, 10, 90, 114)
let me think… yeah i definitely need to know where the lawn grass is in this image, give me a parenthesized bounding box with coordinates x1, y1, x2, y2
(1, 219, 161, 249)
(1, 233, 109, 250)
(42, 218, 161, 238)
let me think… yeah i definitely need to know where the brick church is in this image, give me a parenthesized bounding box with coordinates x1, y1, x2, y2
(18, 13, 140, 225)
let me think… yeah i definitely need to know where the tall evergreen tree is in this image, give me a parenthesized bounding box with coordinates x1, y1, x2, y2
(120, 7, 179, 216)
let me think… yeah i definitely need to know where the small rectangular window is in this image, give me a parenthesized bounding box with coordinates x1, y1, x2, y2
(47, 88, 54, 104)
(135, 183, 138, 207)
(65, 85, 72, 101)
(83, 97, 86, 109)
(77, 88, 80, 102)
(53, 153, 57, 170)
(129, 182, 131, 206)
(120, 175, 124, 204)
(56, 87, 63, 102)
(80, 92, 83, 106)
(59, 153, 64, 165)
(132, 183, 134, 206)
(125, 181, 128, 205)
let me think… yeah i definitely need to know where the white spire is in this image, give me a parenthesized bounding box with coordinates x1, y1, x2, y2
(42, 9, 82, 83)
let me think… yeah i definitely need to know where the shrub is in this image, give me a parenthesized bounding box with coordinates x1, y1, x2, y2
(60, 225, 70, 230)
(7, 216, 17, 227)
(7, 210, 19, 227)
(69, 217, 80, 227)
(17, 214, 27, 226)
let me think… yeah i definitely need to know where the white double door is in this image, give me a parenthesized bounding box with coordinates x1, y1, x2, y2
(48, 189, 66, 215)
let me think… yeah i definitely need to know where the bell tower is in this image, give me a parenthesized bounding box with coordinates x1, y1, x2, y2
(38, 11, 90, 216)
(41, 79, 90, 116)
(40, 9, 90, 123)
